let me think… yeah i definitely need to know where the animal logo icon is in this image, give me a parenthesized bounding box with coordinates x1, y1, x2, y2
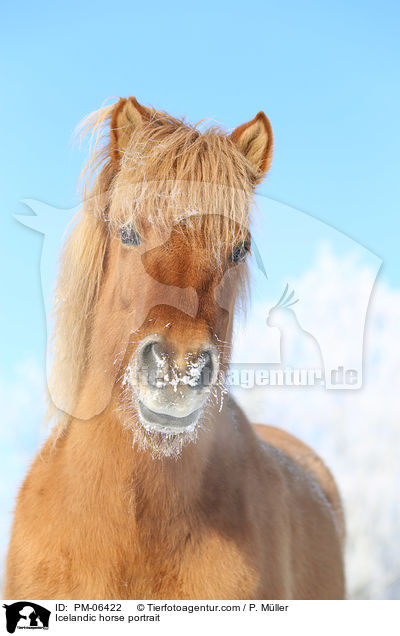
(2, 602, 50, 633)
(267, 284, 324, 374)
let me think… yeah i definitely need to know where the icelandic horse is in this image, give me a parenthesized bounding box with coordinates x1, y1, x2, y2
(4, 97, 345, 599)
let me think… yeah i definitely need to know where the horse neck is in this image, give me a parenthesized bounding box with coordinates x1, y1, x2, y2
(64, 397, 218, 524)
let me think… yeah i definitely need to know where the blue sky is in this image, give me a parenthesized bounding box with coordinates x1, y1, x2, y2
(1, 0, 399, 373)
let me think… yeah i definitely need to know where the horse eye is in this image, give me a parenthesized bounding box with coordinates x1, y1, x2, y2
(229, 242, 249, 264)
(120, 226, 141, 246)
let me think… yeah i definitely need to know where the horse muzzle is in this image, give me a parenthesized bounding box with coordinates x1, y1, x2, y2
(125, 335, 219, 433)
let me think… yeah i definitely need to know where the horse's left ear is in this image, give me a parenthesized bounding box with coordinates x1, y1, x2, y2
(230, 112, 273, 182)
(110, 96, 150, 168)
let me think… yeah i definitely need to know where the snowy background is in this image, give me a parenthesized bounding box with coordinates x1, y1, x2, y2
(232, 230, 400, 599)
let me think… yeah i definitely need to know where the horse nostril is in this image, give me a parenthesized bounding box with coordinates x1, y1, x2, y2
(187, 350, 215, 389)
(140, 341, 169, 388)
(199, 351, 214, 388)
(136, 340, 218, 392)
(142, 341, 164, 365)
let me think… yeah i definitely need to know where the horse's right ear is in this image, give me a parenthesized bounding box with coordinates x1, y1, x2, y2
(230, 111, 273, 183)
(110, 97, 150, 168)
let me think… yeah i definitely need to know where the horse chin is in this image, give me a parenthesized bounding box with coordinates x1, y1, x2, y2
(137, 400, 201, 435)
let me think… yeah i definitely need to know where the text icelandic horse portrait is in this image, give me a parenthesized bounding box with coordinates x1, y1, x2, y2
(4, 97, 345, 599)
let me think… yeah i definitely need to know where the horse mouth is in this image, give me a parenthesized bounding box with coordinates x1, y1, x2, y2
(137, 401, 201, 434)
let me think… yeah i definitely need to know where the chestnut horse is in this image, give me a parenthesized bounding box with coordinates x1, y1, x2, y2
(4, 97, 345, 599)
